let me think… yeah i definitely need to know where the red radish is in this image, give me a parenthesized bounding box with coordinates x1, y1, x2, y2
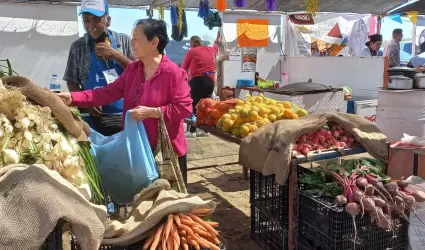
(362, 197, 377, 212)
(332, 130, 340, 138)
(412, 190, 425, 202)
(318, 136, 326, 143)
(335, 195, 347, 206)
(397, 179, 409, 189)
(331, 125, 337, 131)
(353, 190, 365, 217)
(348, 137, 355, 143)
(325, 132, 333, 139)
(372, 196, 386, 208)
(327, 138, 334, 145)
(322, 142, 329, 148)
(337, 142, 346, 148)
(319, 128, 327, 134)
(345, 203, 360, 250)
(301, 148, 309, 155)
(365, 184, 375, 196)
(307, 132, 314, 137)
(299, 135, 307, 143)
(341, 136, 348, 142)
(293, 144, 299, 150)
(336, 124, 342, 130)
(292, 150, 298, 156)
(356, 177, 368, 189)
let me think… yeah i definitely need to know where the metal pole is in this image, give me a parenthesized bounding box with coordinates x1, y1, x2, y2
(413, 23, 417, 56)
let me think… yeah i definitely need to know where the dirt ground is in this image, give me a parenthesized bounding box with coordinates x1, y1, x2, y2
(186, 136, 260, 250)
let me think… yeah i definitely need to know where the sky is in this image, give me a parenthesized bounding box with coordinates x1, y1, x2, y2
(76, 7, 218, 42)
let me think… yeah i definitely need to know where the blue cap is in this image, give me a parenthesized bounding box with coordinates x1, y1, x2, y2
(79, 0, 109, 17)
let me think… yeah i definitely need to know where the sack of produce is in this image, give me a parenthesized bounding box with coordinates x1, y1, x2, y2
(0, 76, 103, 203)
(239, 112, 388, 185)
(90, 111, 159, 205)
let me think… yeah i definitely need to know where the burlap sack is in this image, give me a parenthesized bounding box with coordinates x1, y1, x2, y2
(0, 164, 107, 250)
(1, 76, 90, 141)
(0, 164, 216, 249)
(239, 112, 388, 185)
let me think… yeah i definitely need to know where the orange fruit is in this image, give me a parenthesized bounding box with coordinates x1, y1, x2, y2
(284, 109, 294, 119)
(282, 101, 291, 109)
(292, 114, 299, 119)
(210, 109, 222, 119)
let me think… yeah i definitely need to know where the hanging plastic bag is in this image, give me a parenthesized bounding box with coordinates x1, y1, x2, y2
(89, 110, 159, 205)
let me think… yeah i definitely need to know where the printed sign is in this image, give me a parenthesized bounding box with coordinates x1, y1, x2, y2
(289, 14, 314, 25)
(237, 19, 268, 48)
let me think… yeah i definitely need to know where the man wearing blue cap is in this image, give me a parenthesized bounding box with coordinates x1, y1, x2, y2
(64, 0, 133, 136)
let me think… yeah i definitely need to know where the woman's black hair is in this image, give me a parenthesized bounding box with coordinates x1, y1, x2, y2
(135, 19, 169, 54)
(365, 34, 383, 47)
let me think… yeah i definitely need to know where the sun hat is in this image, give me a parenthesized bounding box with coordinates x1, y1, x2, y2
(79, 0, 109, 17)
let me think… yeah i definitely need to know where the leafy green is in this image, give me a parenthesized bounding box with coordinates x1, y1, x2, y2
(299, 157, 389, 198)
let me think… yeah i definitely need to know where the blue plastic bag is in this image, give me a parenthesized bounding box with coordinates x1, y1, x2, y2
(89, 110, 159, 205)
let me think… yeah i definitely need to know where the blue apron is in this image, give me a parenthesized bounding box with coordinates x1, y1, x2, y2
(82, 31, 124, 128)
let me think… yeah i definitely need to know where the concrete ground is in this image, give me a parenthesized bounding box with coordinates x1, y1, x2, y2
(186, 135, 260, 250)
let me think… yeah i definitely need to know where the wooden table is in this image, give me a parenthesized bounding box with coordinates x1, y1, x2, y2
(185, 119, 248, 180)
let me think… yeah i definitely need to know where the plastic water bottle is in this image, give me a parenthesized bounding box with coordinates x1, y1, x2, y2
(49, 74, 62, 93)
(281, 72, 289, 85)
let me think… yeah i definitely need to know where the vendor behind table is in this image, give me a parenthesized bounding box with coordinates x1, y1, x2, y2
(181, 30, 221, 137)
(63, 0, 133, 136)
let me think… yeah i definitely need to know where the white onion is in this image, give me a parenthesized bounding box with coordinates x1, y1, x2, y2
(27, 114, 36, 120)
(33, 135, 42, 143)
(20, 118, 30, 129)
(2, 149, 19, 164)
(50, 132, 62, 141)
(23, 131, 33, 141)
(50, 123, 58, 131)
(14, 121, 22, 128)
(4, 125, 13, 134)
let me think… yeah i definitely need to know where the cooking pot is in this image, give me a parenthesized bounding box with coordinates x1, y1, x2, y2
(388, 75, 413, 89)
(387, 67, 416, 79)
(414, 73, 425, 88)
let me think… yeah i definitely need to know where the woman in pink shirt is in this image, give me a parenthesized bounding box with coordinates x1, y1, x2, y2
(58, 19, 193, 183)
(181, 32, 220, 137)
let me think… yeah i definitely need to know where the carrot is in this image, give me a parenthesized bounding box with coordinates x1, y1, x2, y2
(181, 237, 189, 250)
(193, 234, 210, 249)
(142, 230, 155, 250)
(179, 213, 194, 221)
(167, 233, 173, 250)
(206, 221, 219, 227)
(180, 224, 195, 236)
(164, 214, 174, 241)
(187, 236, 200, 250)
(212, 236, 221, 245)
(188, 213, 219, 236)
(180, 218, 197, 227)
(174, 214, 181, 227)
(193, 227, 212, 238)
(196, 234, 220, 250)
(149, 224, 164, 250)
(179, 229, 187, 236)
(172, 223, 180, 246)
(190, 208, 211, 215)
(161, 235, 167, 250)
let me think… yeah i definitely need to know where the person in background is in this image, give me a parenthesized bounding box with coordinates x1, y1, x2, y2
(383, 29, 403, 67)
(58, 19, 192, 184)
(360, 34, 383, 57)
(311, 48, 317, 56)
(63, 0, 133, 136)
(407, 42, 425, 72)
(181, 31, 220, 138)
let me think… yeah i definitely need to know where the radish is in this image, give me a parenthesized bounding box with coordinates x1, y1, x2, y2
(372, 196, 386, 208)
(345, 203, 360, 250)
(332, 130, 340, 138)
(331, 125, 337, 131)
(365, 184, 375, 196)
(336, 124, 342, 130)
(335, 195, 347, 206)
(319, 128, 327, 134)
(348, 137, 355, 144)
(356, 177, 368, 189)
(397, 179, 409, 189)
(412, 190, 425, 203)
(353, 190, 365, 217)
(325, 132, 333, 139)
(301, 148, 310, 155)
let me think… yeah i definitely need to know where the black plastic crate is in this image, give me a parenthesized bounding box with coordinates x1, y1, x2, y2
(297, 190, 409, 250)
(250, 169, 289, 228)
(251, 203, 287, 250)
(41, 224, 63, 250)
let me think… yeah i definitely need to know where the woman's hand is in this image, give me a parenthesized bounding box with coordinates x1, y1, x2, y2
(130, 106, 161, 120)
(57, 92, 73, 106)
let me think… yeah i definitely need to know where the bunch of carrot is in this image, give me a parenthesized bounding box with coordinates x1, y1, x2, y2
(143, 208, 221, 250)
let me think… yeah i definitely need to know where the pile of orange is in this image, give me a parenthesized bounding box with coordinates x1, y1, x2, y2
(196, 98, 237, 126)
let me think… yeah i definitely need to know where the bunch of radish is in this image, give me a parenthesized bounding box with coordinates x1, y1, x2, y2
(293, 122, 357, 156)
(332, 169, 425, 249)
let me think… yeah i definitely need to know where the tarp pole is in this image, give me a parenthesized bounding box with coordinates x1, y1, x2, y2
(412, 23, 417, 55)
